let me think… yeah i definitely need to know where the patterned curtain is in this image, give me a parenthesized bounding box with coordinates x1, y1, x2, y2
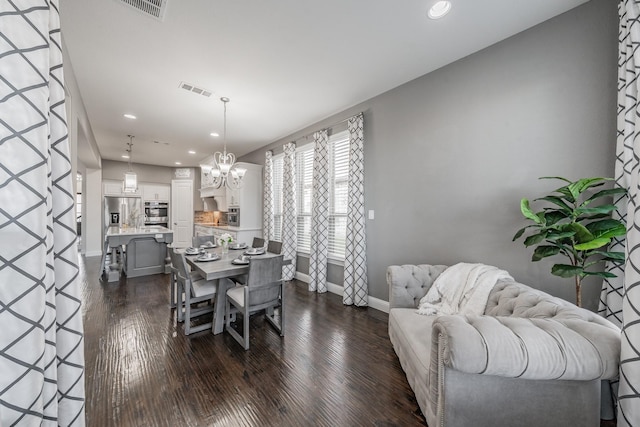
(281, 142, 297, 280)
(0, 2, 86, 425)
(309, 130, 329, 293)
(598, 1, 640, 425)
(263, 150, 274, 242)
(343, 114, 368, 306)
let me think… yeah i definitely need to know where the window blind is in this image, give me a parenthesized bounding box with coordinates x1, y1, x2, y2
(296, 144, 314, 253)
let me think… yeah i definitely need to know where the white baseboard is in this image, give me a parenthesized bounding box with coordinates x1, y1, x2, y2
(85, 250, 102, 257)
(294, 272, 389, 313)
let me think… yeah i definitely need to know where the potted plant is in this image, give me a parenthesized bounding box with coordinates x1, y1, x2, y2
(513, 176, 626, 307)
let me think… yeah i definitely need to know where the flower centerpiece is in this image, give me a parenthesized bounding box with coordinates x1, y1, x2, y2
(219, 232, 233, 253)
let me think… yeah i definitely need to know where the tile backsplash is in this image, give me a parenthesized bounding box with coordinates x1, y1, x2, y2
(194, 211, 227, 225)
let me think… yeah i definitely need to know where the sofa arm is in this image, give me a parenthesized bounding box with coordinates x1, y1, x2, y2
(387, 264, 448, 309)
(431, 314, 620, 381)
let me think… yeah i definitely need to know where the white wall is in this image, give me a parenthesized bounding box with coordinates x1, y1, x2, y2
(84, 168, 103, 256)
(241, 0, 618, 311)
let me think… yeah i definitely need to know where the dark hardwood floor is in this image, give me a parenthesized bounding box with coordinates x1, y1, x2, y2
(80, 255, 427, 426)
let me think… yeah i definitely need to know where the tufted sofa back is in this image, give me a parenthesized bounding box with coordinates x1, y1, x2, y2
(387, 263, 617, 329)
(387, 264, 447, 308)
(484, 280, 614, 328)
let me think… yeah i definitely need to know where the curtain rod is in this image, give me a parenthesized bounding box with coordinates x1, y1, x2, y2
(291, 112, 362, 144)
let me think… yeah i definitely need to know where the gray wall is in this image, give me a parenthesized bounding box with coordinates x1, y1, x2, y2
(241, 0, 617, 311)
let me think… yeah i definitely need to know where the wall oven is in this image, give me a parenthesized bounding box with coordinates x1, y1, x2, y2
(227, 207, 240, 227)
(144, 201, 169, 227)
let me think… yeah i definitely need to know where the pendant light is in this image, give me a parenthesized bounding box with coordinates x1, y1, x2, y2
(202, 97, 246, 189)
(123, 135, 138, 193)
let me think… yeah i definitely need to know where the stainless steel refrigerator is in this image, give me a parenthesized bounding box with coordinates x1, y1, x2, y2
(104, 196, 143, 232)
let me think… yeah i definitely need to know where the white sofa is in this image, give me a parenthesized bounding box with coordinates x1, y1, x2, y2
(387, 264, 620, 427)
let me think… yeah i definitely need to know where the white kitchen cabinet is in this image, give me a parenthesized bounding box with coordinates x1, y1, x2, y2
(103, 179, 141, 197)
(142, 183, 170, 202)
(225, 162, 262, 229)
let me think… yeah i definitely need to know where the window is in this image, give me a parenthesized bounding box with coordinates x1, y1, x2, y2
(270, 130, 351, 260)
(296, 145, 314, 253)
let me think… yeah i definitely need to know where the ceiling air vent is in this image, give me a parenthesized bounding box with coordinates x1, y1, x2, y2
(117, 0, 168, 21)
(179, 81, 213, 98)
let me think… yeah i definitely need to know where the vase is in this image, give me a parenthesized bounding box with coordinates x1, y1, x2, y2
(221, 241, 229, 254)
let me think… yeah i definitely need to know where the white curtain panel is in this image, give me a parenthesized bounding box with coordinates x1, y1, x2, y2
(0, 1, 86, 425)
(309, 130, 329, 293)
(598, 1, 640, 425)
(343, 114, 368, 306)
(281, 142, 297, 280)
(263, 150, 274, 242)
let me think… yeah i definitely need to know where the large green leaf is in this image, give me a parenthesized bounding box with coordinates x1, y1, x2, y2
(592, 250, 625, 261)
(582, 271, 617, 278)
(551, 264, 584, 277)
(520, 199, 542, 224)
(545, 230, 575, 241)
(575, 204, 616, 216)
(564, 222, 593, 243)
(524, 232, 547, 247)
(568, 177, 610, 198)
(542, 210, 568, 226)
(532, 245, 561, 261)
(585, 187, 627, 204)
(574, 237, 611, 251)
(586, 219, 626, 239)
(535, 196, 573, 214)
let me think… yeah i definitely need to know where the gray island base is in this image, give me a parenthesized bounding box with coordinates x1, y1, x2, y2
(102, 226, 174, 282)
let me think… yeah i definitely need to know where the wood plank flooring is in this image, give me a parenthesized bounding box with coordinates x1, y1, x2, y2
(80, 255, 427, 426)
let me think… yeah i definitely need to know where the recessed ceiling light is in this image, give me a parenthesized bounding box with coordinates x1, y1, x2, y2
(121, 155, 130, 159)
(188, 150, 196, 154)
(210, 132, 219, 137)
(428, 1, 451, 19)
(123, 113, 137, 119)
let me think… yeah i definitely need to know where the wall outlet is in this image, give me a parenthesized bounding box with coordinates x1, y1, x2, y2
(368, 210, 375, 220)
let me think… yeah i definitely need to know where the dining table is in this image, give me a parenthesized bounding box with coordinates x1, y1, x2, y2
(183, 246, 290, 335)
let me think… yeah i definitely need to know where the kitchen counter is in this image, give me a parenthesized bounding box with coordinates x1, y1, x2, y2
(194, 223, 261, 232)
(102, 226, 173, 282)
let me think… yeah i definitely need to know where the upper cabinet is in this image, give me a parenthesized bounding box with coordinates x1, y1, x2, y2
(142, 183, 170, 202)
(103, 180, 170, 201)
(103, 179, 141, 197)
(227, 162, 262, 229)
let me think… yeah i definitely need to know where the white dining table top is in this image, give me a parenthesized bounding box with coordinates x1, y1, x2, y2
(184, 247, 289, 281)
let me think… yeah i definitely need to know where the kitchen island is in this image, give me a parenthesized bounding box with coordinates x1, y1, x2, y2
(102, 226, 174, 282)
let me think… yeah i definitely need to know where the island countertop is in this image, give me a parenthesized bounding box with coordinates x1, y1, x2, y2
(106, 225, 174, 236)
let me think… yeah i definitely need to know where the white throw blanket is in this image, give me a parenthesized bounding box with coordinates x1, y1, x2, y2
(417, 263, 513, 316)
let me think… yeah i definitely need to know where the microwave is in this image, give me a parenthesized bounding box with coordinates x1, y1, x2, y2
(228, 207, 240, 227)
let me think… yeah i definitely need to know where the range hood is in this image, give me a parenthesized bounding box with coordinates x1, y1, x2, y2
(202, 196, 227, 212)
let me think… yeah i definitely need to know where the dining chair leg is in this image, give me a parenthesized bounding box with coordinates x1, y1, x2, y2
(184, 294, 191, 335)
(170, 271, 176, 308)
(279, 282, 285, 336)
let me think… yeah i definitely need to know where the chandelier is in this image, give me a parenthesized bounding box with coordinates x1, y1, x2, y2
(122, 135, 138, 193)
(202, 97, 246, 189)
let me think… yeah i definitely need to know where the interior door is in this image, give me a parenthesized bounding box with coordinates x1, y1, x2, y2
(171, 179, 193, 248)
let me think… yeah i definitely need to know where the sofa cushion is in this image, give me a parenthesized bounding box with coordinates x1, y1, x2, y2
(388, 308, 435, 413)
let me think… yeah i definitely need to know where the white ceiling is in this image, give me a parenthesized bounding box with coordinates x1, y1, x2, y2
(60, 0, 589, 168)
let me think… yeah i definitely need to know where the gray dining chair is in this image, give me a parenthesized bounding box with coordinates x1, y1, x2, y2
(193, 235, 216, 248)
(169, 247, 218, 335)
(266, 240, 282, 254)
(252, 237, 265, 248)
(225, 254, 285, 350)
